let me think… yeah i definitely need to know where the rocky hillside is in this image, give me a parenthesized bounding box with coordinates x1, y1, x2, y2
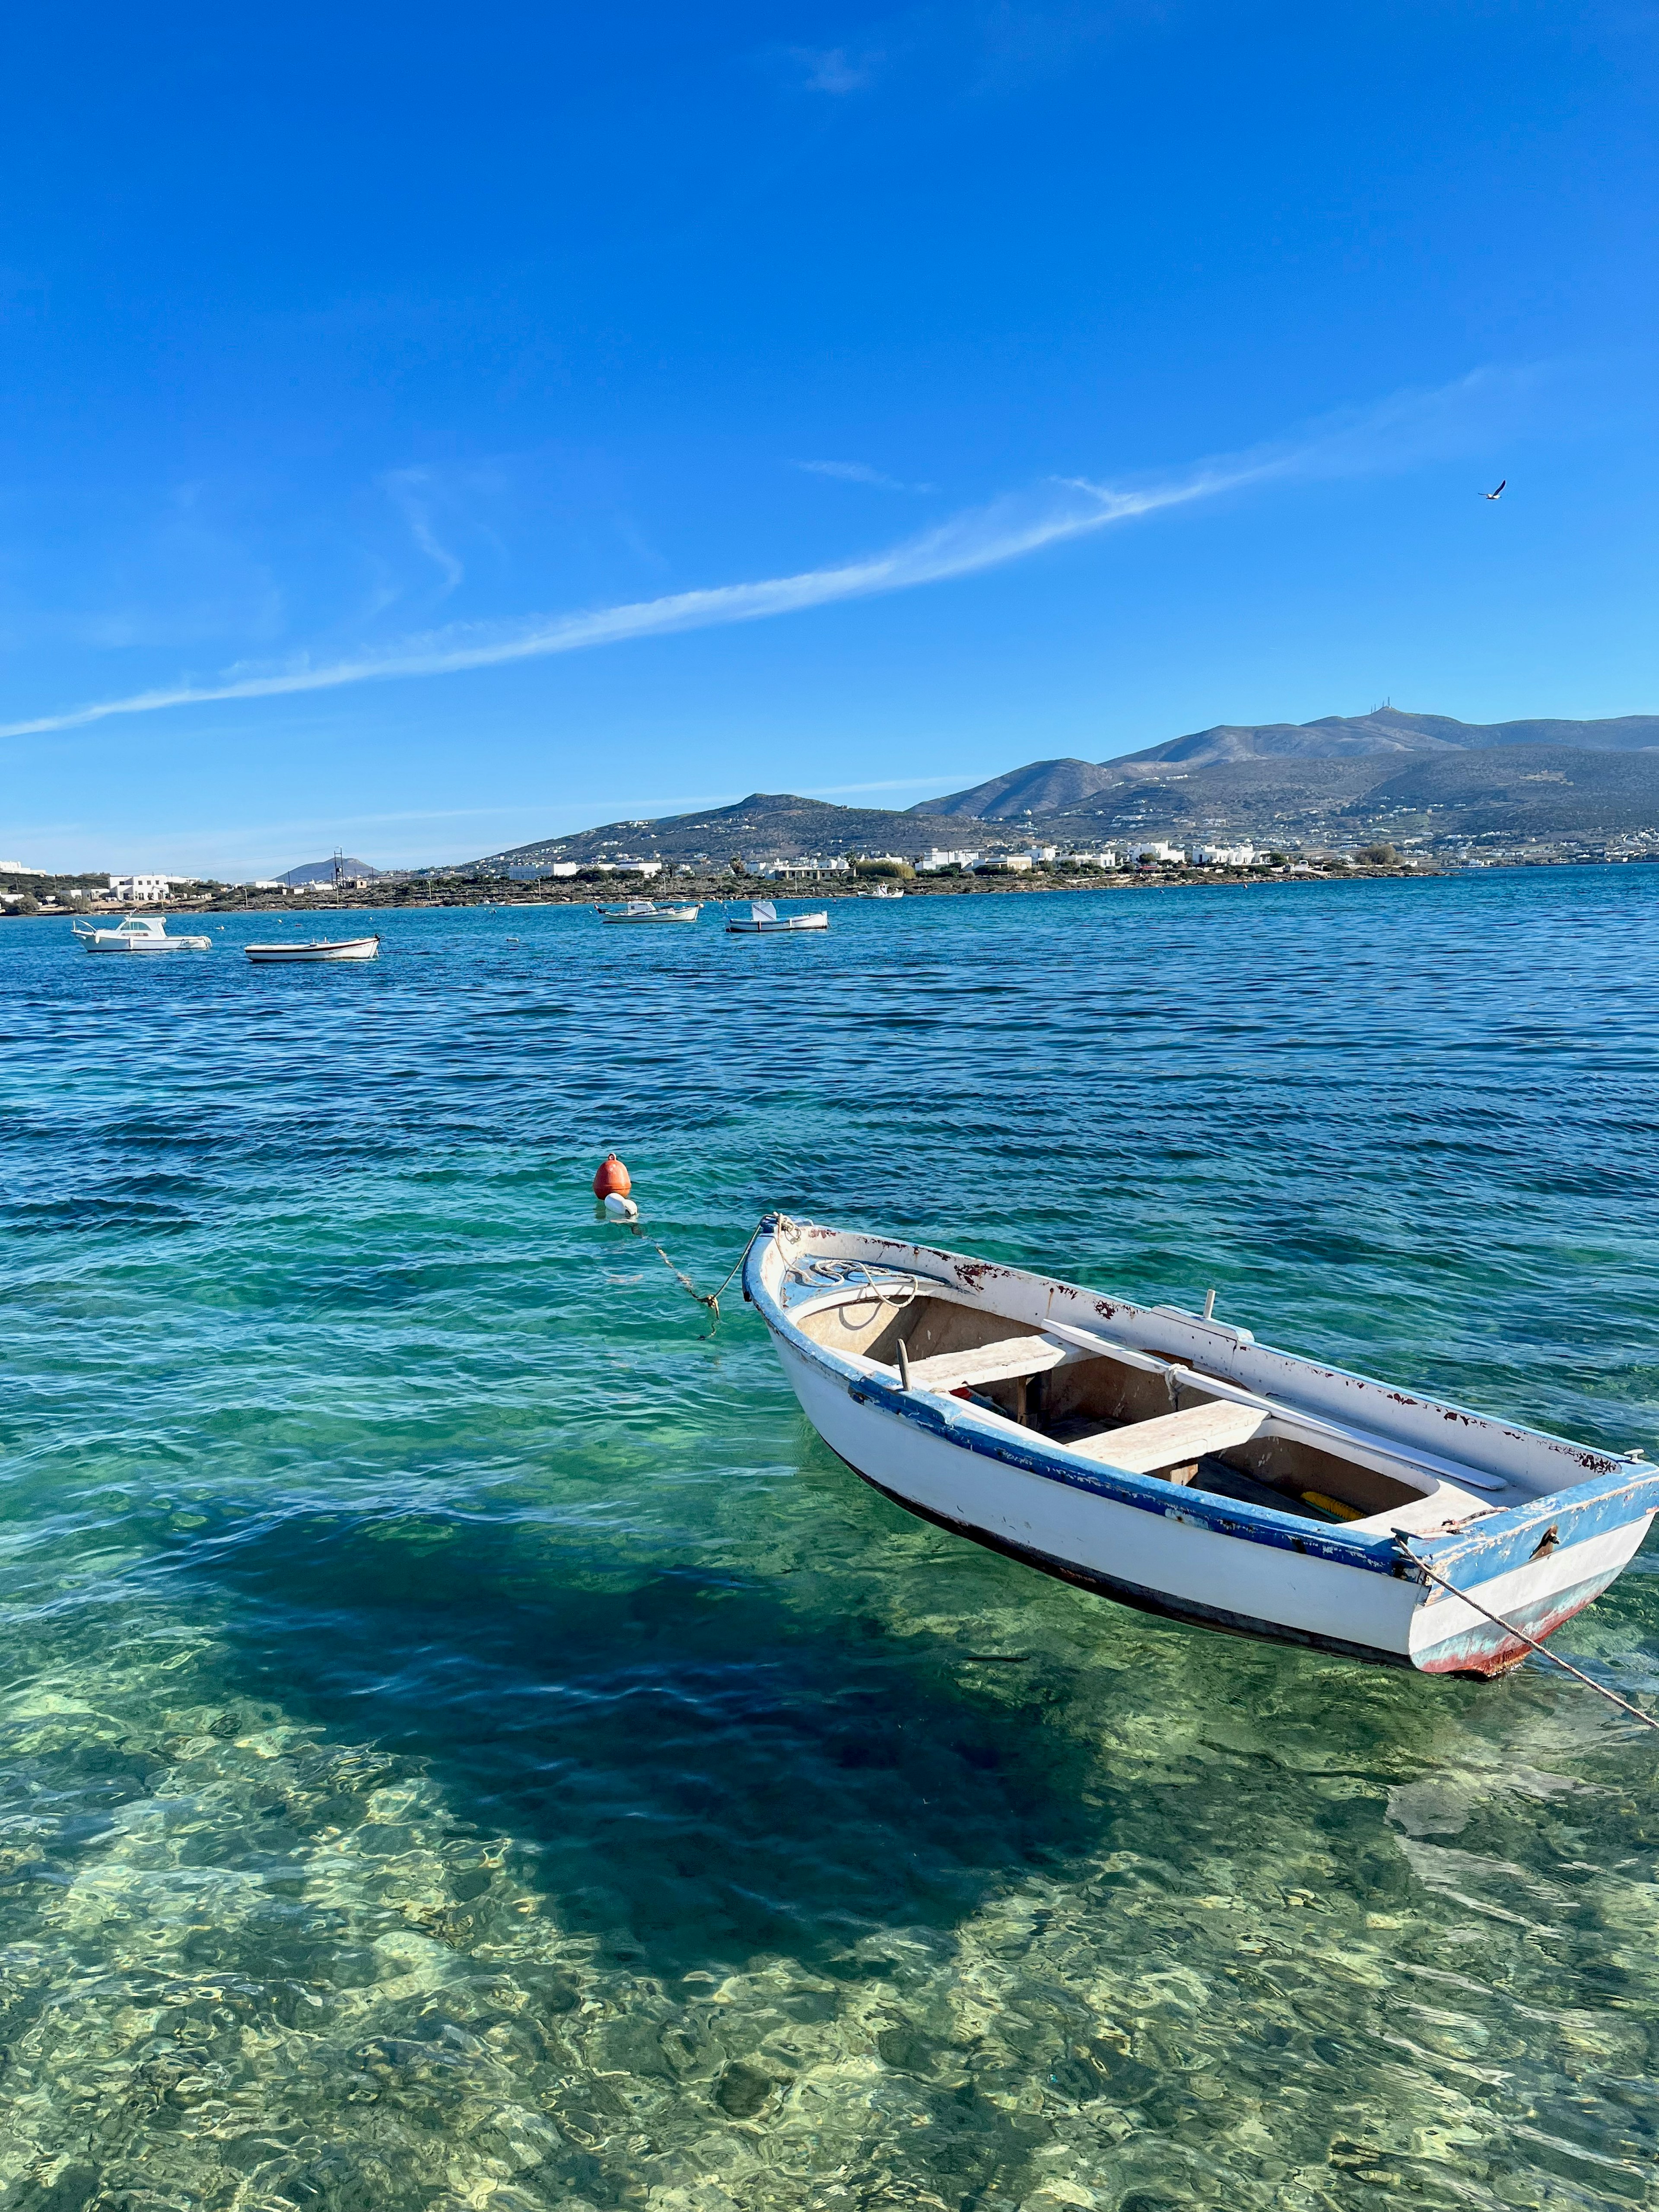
(1011, 747, 1659, 849)
(464, 709, 1659, 870)
(915, 708, 1659, 818)
(470, 793, 928, 868)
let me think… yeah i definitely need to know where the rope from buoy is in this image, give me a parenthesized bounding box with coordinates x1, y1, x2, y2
(1393, 1538, 1659, 1732)
(620, 1216, 768, 1331)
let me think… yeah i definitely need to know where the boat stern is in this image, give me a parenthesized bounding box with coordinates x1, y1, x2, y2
(1402, 1467, 1659, 1676)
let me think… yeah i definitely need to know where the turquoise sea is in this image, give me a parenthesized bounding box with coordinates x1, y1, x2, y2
(3, 871, 1658, 2212)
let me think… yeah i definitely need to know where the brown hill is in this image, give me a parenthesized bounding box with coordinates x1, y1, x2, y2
(466, 712, 1659, 871)
(473, 792, 930, 867)
(915, 707, 1659, 817)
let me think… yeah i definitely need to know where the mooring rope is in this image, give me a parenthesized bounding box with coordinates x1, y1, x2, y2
(1394, 1538, 1659, 1733)
(620, 1215, 768, 1330)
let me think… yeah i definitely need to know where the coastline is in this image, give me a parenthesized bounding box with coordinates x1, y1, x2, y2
(6, 855, 1649, 924)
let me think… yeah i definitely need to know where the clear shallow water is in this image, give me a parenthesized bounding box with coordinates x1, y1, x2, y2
(2, 873, 1658, 2212)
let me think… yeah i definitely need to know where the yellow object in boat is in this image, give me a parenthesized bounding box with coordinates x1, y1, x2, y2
(1302, 1489, 1364, 1522)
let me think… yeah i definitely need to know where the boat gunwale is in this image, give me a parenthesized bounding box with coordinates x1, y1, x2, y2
(745, 1218, 1659, 1591)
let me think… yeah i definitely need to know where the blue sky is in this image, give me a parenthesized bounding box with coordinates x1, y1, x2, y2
(2, 1, 1654, 877)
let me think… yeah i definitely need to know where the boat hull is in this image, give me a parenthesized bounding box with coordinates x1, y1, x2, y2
(775, 1338, 1422, 1664)
(77, 937, 208, 952)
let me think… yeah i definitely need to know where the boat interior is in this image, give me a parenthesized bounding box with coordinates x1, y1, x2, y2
(791, 1281, 1519, 1534)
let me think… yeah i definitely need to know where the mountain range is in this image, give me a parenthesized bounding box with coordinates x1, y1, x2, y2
(913, 708, 1659, 818)
(466, 709, 1659, 870)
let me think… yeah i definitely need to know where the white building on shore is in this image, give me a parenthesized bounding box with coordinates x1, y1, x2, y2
(1192, 842, 1255, 867)
(107, 874, 176, 903)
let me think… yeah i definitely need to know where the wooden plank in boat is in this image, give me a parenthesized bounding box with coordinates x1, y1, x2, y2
(904, 1333, 1080, 1391)
(1067, 1400, 1269, 1474)
(1042, 1317, 1507, 1495)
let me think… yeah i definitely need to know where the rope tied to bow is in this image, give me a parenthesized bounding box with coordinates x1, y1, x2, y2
(620, 1215, 769, 1331)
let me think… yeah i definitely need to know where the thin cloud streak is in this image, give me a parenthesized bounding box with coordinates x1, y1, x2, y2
(0, 373, 1516, 743)
(382, 467, 465, 594)
(0, 479, 1201, 739)
(794, 458, 936, 492)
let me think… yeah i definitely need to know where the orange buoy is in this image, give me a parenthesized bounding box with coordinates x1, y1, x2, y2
(592, 1153, 632, 1199)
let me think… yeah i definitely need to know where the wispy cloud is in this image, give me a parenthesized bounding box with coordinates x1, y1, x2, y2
(0, 479, 1198, 740)
(793, 45, 878, 92)
(381, 467, 465, 594)
(794, 458, 938, 492)
(0, 372, 1525, 743)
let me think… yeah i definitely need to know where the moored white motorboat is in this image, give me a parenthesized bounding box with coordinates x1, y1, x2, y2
(244, 935, 380, 963)
(725, 899, 829, 934)
(73, 914, 211, 953)
(600, 898, 702, 924)
(747, 1217, 1659, 1678)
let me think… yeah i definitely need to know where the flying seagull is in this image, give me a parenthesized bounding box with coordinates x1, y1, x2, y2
(1483, 480, 1506, 500)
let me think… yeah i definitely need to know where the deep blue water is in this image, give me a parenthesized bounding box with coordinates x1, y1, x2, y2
(2, 872, 1657, 2212)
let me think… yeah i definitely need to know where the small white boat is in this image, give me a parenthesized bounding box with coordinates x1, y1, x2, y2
(859, 886, 905, 899)
(244, 935, 380, 963)
(73, 914, 211, 953)
(747, 1217, 1659, 1678)
(600, 899, 702, 925)
(725, 899, 829, 934)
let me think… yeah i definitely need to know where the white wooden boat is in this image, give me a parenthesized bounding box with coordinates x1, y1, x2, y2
(73, 915, 211, 953)
(747, 1217, 1659, 1678)
(600, 899, 701, 924)
(244, 935, 380, 963)
(726, 900, 829, 934)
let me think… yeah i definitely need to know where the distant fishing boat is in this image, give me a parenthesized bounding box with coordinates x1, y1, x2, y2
(725, 899, 829, 934)
(600, 898, 702, 924)
(747, 1217, 1659, 1678)
(244, 935, 380, 963)
(73, 914, 211, 953)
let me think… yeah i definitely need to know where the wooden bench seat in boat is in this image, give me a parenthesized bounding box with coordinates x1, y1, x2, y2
(1062, 1400, 1270, 1474)
(903, 1333, 1083, 1392)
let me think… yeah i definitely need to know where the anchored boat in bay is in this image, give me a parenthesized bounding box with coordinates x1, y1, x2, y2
(244, 935, 380, 963)
(746, 1216, 1658, 1678)
(600, 898, 702, 924)
(73, 914, 211, 953)
(725, 899, 829, 934)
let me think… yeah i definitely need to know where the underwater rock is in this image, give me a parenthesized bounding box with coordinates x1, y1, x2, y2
(875, 2024, 936, 2074)
(713, 2060, 778, 2117)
